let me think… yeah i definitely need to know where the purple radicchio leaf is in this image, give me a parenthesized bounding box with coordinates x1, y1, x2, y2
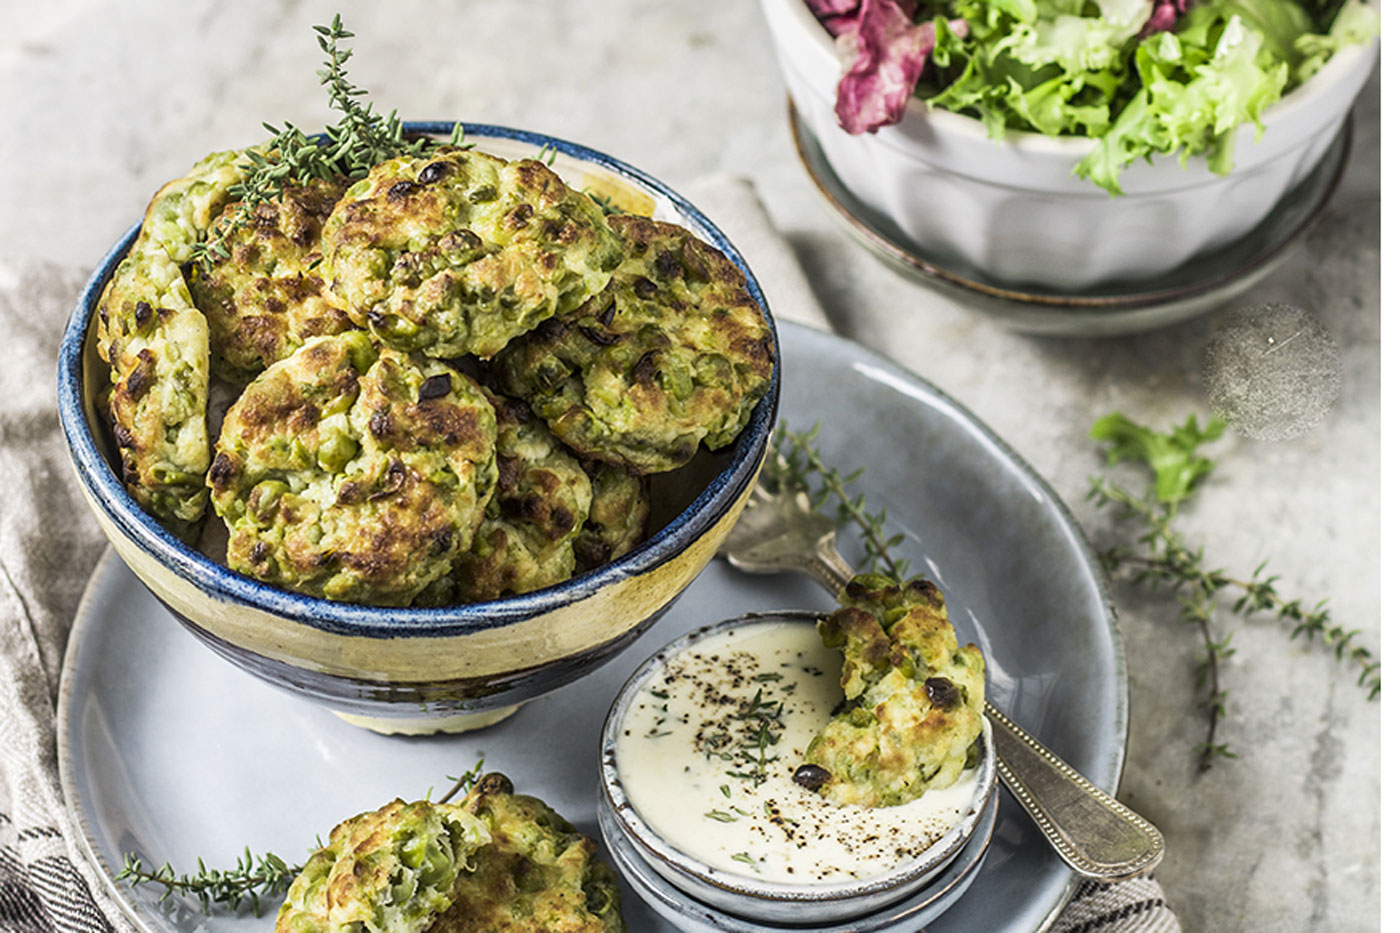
(831, 0, 940, 134)
(1142, 0, 1191, 35)
(807, 0, 862, 36)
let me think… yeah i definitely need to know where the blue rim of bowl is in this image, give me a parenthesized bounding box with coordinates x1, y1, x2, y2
(598, 610, 998, 908)
(55, 121, 780, 640)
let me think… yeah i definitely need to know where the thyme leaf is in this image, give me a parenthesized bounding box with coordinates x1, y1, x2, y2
(193, 14, 465, 268)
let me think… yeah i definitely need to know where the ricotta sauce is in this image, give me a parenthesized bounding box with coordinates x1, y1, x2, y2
(615, 620, 978, 884)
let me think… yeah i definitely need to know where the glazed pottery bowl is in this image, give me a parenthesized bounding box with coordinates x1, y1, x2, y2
(761, 0, 1377, 290)
(598, 611, 997, 925)
(56, 122, 779, 734)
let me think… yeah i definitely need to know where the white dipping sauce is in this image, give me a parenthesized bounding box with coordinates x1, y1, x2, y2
(615, 620, 978, 884)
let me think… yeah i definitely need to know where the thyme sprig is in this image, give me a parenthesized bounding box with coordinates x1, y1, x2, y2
(193, 15, 465, 267)
(768, 422, 909, 582)
(115, 849, 301, 917)
(118, 759, 487, 915)
(723, 687, 786, 787)
(769, 416, 1378, 775)
(1089, 412, 1380, 771)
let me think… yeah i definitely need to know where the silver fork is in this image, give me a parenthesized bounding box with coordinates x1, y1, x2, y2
(717, 460, 1165, 882)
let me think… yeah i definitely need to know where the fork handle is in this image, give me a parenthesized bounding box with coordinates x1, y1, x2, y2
(807, 536, 855, 598)
(810, 553, 1164, 881)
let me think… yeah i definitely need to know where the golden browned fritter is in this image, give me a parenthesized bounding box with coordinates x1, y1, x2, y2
(494, 214, 774, 475)
(456, 393, 593, 602)
(274, 798, 490, 933)
(320, 146, 622, 359)
(434, 773, 624, 933)
(94, 149, 251, 538)
(191, 176, 356, 382)
(207, 331, 498, 605)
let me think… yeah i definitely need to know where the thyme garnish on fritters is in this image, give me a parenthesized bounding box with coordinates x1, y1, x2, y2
(193, 15, 465, 268)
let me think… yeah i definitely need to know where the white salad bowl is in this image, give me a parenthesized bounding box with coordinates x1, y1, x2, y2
(762, 0, 1377, 290)
(597, 611, 997, 925)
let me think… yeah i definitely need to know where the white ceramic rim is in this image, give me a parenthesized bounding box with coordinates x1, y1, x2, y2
(778, 0, 1377, 156)
(597, 610, 998, 910)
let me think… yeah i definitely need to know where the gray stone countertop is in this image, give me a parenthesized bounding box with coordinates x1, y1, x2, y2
(0, 2, 1379, 930)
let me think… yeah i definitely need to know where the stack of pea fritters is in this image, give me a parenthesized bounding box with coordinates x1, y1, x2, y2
(95, 144, 774, 606)
(275, 774, 623, 933)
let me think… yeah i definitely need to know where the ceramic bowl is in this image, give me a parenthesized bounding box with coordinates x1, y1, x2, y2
(597, 611, 998, 925)
(761, 0, 1377, 290)
(56, 122, 779, 734)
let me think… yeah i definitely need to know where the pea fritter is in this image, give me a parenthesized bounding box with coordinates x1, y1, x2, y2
(456, 393, 593, 602)
(320, 146, 622, 359)
(798, 575, 986, 808)
(493, 214, 774, 475)
(94, 149, 249, 538)
(191, 176, 355, 382)
(96, 246, 212, 540)
(207, 331, 498, 605)
(275, 798, 491, 933)
(573, 460, 648, 573)
(434, 773, 625, 933)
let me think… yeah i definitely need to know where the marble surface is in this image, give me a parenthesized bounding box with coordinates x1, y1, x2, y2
(0, 2, 1379, 930)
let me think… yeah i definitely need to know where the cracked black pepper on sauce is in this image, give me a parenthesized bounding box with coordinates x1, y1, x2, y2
(613, 621, 979, 883)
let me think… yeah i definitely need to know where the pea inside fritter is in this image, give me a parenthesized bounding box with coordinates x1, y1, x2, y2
(191, 176, 355, 382)
(208, 331, 498, 605)
(494, 214, 774, 475)
(320, 146, 622, 359)
(801, 575, 986, 808)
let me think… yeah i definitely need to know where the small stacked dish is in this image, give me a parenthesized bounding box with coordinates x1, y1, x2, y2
(597, 611, 998, 930)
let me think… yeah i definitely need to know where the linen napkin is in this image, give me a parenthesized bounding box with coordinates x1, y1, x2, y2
(0, 177, 1179, 933)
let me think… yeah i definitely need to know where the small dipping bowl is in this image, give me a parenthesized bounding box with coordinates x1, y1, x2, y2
(598, 611, 997, 925)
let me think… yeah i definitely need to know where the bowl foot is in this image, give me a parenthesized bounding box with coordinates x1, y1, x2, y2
(335, 704, 524, 735)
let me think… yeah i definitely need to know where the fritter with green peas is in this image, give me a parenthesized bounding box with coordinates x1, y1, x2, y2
(493, 214, 774, 475)
(96, 245, 212, 540)
(274, 798, 491, 933)
(432, 773, 625, 933)
(320, 146, 622, 359)
(207, 331, 498, 605)
(796, 575, 986, 808)
(94, 149, 250, 538)
(456, 393, 593, 602)
(573, 460, 648, 573)
(191, 176, 355, 382)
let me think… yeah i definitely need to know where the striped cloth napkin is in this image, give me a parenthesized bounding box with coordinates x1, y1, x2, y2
(0, 176, 1180, 933)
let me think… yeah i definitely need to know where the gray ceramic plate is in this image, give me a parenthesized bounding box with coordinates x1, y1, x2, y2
(790, 103, 1351, 337)
(57, 321, 1125, 933)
